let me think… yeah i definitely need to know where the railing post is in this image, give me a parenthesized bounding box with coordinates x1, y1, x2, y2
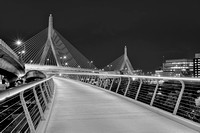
(81, 75, 83, 81)
(44, 83, 51, 102)
(109, 78, 114, 91)
(20, 91, 36, 133)
(135, 78, 143, 100)
(87, 75, 90, 83)
(83, 76, 86, 82)
(40, 84, 49, 109)
(150, 80, 159, 106)
(32, 86, 45, 120)
(116, 77, 122, 93)
(49, 79, 54, 94)
(173, 80, 185, 115)
(104, 78, 108, 89)
(124, 77, 131, 96)
(90, 76, 93, 84)
(99, 79, 103, 87)
(45, 81, 52, 98)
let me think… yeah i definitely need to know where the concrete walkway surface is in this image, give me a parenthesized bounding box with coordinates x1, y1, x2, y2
(45, 77, 198, 133)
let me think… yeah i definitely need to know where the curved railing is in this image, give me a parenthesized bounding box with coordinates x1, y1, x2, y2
(0, 77, 54, 133)
(65, 73, 200, 131)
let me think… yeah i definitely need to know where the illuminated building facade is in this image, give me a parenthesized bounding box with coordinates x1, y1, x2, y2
(162, 59, 193, 77)
(193, 53, 200, 77)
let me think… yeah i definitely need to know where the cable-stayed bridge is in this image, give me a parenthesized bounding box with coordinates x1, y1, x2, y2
(14, 14, 98, 73)
(12, 14, 134, 75)
(0, 15, 200, 133)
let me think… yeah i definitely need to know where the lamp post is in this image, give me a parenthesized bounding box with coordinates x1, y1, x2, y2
(15, 39, 25, 61)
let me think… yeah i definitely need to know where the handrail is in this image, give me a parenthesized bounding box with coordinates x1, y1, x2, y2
(0, 76, 53, 101)
(0, 76, 54, 133)
(61, 72, 200, 82)
(65, 72, 200, 132)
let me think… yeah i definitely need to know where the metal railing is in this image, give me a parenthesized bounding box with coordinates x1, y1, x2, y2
(65, 73, 200, 131)
(0, 77, 54, 133)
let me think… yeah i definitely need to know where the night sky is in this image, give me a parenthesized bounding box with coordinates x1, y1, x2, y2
(0, 0, 200, 72)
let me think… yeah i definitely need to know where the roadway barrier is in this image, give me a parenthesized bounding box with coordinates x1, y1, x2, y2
(65, 73, 200, 132)
(0, 77, 54, 133)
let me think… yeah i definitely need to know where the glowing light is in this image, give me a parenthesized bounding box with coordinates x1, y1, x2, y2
(21, 50, 25, 54)
(15, 39, 22, 46)
(63, 56, 67, 59)
(132, 77, 137, 81)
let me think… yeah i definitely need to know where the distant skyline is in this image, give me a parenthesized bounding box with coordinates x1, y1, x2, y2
(0, 1, 200, 72)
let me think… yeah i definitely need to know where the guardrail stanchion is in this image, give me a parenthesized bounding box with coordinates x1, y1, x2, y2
(109, 78, 114, 91)
(33, 86, 45, 120)
(173, 80, 185, 115)
(104, 78, 108, 89)
(99, 78, 103, 87)
(150, 80, 159, 106)
(87, 75, 89, 83)
(116, 77, 122, 93)
(135, 78, 143, 100)
(45, 81, 52, 98)
(44, 82, 51, 101)
(20, 91, 36, 133)
(124, 77, 131, 96)
(40, 84, 49, 109)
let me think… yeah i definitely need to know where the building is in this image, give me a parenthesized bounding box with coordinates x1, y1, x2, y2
(155, 59, 193, 77)
(193, 53, 200, 77)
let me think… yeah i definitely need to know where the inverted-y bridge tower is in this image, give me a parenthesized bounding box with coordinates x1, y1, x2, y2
(39, 14, 61, 66)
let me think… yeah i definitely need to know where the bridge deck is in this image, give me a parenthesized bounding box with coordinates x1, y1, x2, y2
(45, 77, 198, 133)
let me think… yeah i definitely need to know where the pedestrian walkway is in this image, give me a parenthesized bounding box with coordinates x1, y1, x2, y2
(45, 77, 198, 133)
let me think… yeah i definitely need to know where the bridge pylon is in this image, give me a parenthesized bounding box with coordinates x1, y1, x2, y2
(39, 14, 61, 66)
(120, 46, 134, 74)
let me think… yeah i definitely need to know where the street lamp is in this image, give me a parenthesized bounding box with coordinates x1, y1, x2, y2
(15, 40, 22, 46)
(15, 39, 25, 60)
